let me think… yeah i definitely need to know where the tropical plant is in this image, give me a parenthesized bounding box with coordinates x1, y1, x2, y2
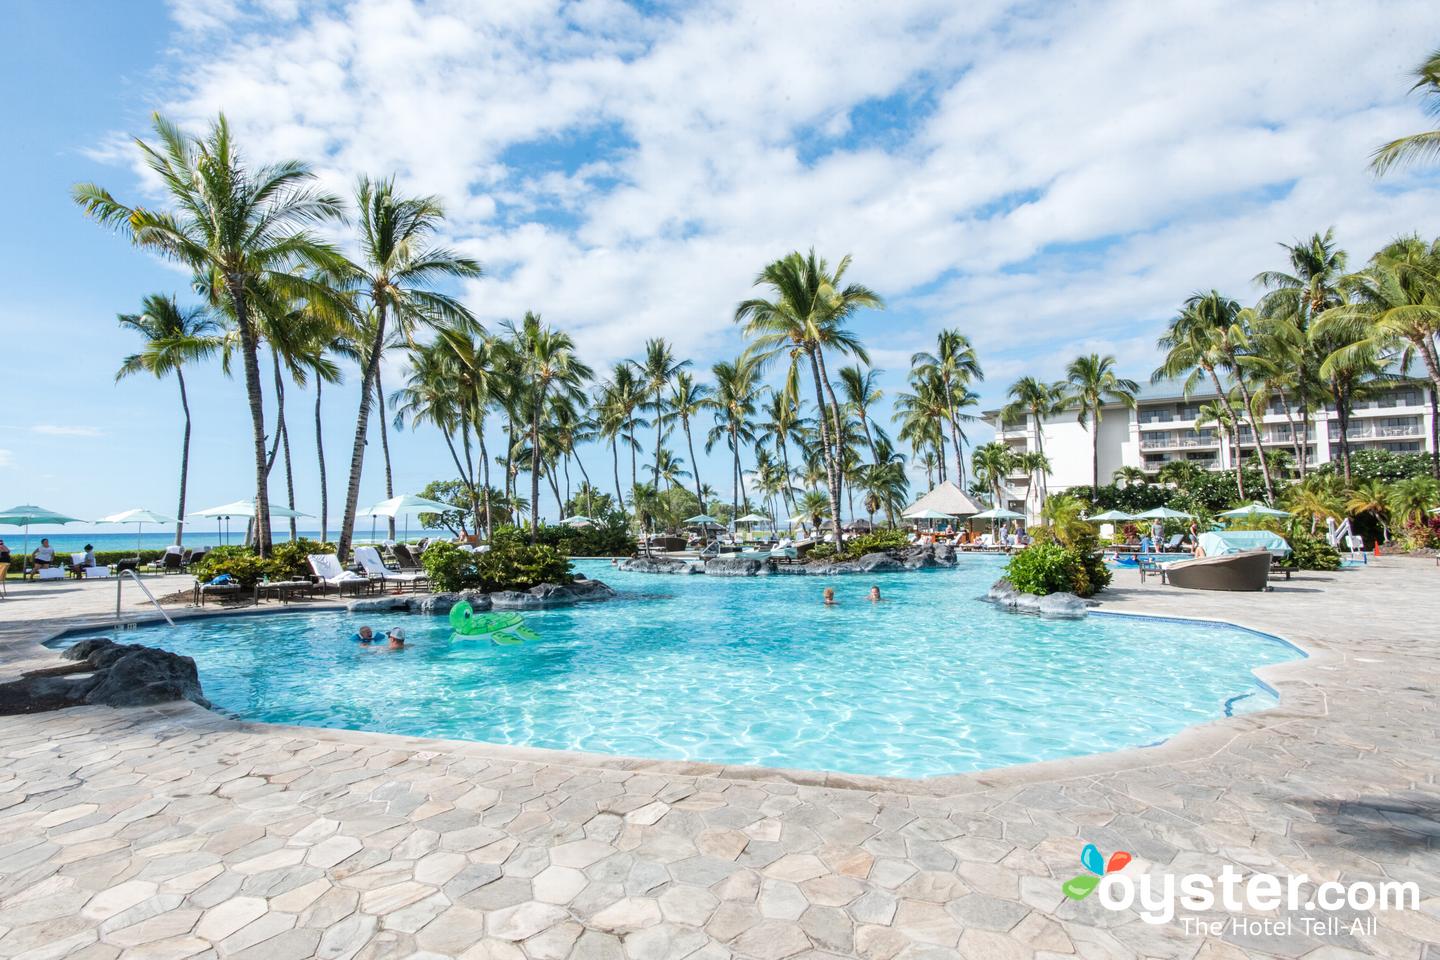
(1371, 46, 1440, 174)
(1112, 465, 1148, 488)
(115, 294, 222, 544)
(910, 330, 983, 484)
(1346, 480, 1393, 543)
(75, 113, 348, 554)
(421, 539, 573, 593)
(634, 338, 689, 492)
(510, 313, 593, 541)
(1285, 476, 1345, 534)
(335, 176, 482, 560)
(706, 357, 761, 528)
(1063, 353, 1138, 489)
(1001, 377, 1065, 506)
(1388, 475, 1440, 529)
(735, 249, 883, 543)
(971, 442, 1015, 507)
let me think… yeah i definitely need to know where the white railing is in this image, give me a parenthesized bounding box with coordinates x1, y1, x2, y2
(116, 569, 175, 632)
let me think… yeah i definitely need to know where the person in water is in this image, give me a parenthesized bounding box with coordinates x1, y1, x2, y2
(823, 587, 837, 605)
(350, 625, 375, 644)
(386, 628, 406, 649)
(868, 585, 884, 602)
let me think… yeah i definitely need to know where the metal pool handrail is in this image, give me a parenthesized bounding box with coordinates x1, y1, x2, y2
(116, 569, 174, 630)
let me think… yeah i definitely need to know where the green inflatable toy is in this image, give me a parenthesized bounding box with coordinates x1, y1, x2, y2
(449, 601, 539, 644)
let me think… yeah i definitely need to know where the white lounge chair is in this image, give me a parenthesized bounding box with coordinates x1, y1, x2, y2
(308, 553, 371, 596)
(355, 546, 428, 593)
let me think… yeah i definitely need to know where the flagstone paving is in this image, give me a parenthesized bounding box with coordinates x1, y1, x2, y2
(0, 560, 1439, 958)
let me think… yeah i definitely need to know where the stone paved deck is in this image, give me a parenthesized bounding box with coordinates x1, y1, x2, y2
(0, 560, 1438, 959)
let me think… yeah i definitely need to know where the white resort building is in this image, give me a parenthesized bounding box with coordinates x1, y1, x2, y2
(983, 377, 1438, 519)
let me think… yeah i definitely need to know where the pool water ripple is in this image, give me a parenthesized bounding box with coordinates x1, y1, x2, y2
(56, 557, 1301, 778)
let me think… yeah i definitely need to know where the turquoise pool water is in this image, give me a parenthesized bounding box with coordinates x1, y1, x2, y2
(56, 558, 1302, 778)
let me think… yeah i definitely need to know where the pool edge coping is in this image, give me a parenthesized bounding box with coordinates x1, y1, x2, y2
(4, 590, 1333, 800)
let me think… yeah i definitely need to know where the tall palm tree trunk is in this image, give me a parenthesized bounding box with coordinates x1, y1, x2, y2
(338, 307, 386, 561)
(315, 378, 329, 543)
(942, 381, 965, 485)
(376, 370, 396, 540)
(730, 426, 741, 531)
(1204, 367, 1247, 500)
(530, 386, 546, 542)
(807, 351, 845, 545)
(175, 369, 191, 545)
(611, 439, 624, 511)
(1230, 374, 1276, 501)
(477, 424, 493, 539)
(776, 437, 797, 521)
(814, 349, 848, 514)
(684, 418, 705, 509)
(230, 289, 272, 555)
(447, 428, 479, 537)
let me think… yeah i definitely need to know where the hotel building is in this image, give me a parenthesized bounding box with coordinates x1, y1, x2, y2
(983, 377, 1437, 519)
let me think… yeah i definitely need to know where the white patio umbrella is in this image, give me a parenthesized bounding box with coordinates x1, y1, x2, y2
(358, 494, 455, 543)
(0, 504, 82, 569)
(190, 499, 312, 545)
(1086, 509, 1135, 522)
(733, 512, 770, 541)
(1218, 502, 1292, 519)
(97, 508, 177, 558)
(970, 507, 1025, 520)
(561, 515, 595, 527)
(1134, 506, 1195, 520)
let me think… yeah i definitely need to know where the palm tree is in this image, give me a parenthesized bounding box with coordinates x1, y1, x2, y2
(432, 326, 503, 537)
(735, 249, 882, 545)
(858, 460, 909, 528)
(759, 389, 806, 522)
(115, 294, 223, 544)
(971, 442, 1014, 507)
(706, 358, 761, 531)
(1387, 475, 1440, 528)
(670, 371, 713, 509)
(1154, 291, 1276, 501)
(838, 365, 887, 460)
(1194, 400, 1239, 487)
(1063, 353, 1139, 490)
(797, 489, 831, 536)
(1001, 377, 1065, 506)
(1370, 46, 1440, 174)
(511, 313, 593, 541)
(596, 364, 647, 512)
(1285, 476, 1345, 534)
(911, 330, 983, 484)
(894, 373, 952, 484)
(1113, 465, 1148, 488)
(75, 113, 347, 554)
(336, 175, 482, 560)
(635, 339, 689, 492)
(1016, 450, 1052, 517)
(1346, 480, 1392, 543)
(1255, 229, 1348, 477)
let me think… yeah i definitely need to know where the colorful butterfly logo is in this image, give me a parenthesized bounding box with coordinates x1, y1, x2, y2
(1062, 843, 1132, 900)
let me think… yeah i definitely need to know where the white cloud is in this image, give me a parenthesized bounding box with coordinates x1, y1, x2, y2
(32, 425, 103, 438)
(0, 449, 12, 469)
(98, 0, 1440, 409)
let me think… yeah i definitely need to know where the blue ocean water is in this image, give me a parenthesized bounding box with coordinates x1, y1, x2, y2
(2, 530, 382, 554)
(54, 557, 1303, 778)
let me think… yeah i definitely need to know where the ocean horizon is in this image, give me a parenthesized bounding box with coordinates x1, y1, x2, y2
(0, 530, 408, 554)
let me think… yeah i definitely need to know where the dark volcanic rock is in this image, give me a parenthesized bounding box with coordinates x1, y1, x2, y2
(983, 577, 1088, 618)
(567, 578, 616, 601)
(618, 556, 696, 574)
(703, 556, 766, 576)
(1, 638, 210, 715)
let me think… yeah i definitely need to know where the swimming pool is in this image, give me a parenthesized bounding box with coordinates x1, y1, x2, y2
(54, 557, 1303, 778)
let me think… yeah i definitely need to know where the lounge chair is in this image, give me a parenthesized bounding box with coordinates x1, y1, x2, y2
(355, 546, 428, 593)
(1164, 550, 1271, 592)
(308, 553, 371, 596)
(1163, 534, 1183, 551)
(393, 543, 425, 571)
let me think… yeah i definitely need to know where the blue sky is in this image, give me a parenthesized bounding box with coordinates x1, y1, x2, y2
(4, 0, 1440, 535)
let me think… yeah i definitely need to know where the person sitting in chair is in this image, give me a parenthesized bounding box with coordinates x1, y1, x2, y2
(28, 539, 56, 578)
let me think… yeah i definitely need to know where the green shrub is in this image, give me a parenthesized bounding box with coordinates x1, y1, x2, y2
(842, 529, 910, 557)
(1003, 538, 1111, 598)
(189, 539, 334, 588)
(267, 539, 333, 580)
(192, 546, 271, 588)
(1277, 529, 1341, 571)
(421, 541, 573, 593)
